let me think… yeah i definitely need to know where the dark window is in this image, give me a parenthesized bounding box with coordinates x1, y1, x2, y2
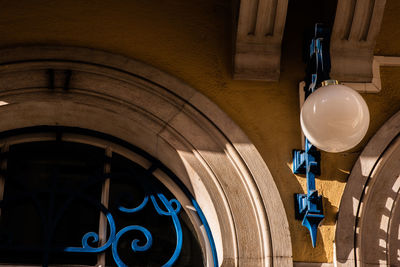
(0, 136, 204, 267)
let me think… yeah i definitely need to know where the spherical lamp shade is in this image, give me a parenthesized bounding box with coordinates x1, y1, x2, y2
(300, 84, 370, 153)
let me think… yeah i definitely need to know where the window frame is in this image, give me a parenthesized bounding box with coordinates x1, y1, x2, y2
(0, 127, 213, 267)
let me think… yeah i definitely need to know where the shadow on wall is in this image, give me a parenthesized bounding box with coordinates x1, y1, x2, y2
(321, 196, 338, 226)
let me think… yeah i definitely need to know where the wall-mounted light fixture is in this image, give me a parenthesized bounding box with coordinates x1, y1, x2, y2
(301, 80, 370, 153)
(293, 24, 370, 247)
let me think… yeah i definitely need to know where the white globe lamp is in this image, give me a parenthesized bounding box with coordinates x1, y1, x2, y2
(300, 81, 370, 153)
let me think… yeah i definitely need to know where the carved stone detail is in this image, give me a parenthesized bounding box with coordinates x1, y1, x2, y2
(234, 0, 288, 81)
(330, 0, 387, 82)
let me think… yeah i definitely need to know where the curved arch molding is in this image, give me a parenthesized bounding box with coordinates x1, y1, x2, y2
(336, 109, 400, 266)
(0, 46, 292, 266)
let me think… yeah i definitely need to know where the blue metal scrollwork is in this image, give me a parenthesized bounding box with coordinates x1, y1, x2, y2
(61, 192, 183, 267)
(112, 226, 153, 266)
(118, 195, 149, 213)
(151, 194, 183, 267)
(64, 208, 116, 253)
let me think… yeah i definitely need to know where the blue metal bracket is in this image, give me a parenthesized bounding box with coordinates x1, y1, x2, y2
(295, 192, 324, 247)
(293, 148, 320, 176)
(293, 23, 330, 247)
(293, 140, 324, 247)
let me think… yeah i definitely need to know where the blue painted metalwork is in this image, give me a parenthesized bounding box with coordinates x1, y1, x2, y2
(293, 23, 331, 247)
(0, 172, 186, 266)
(191, 198, 219, 267)
(151, 194, 183, 267)
(118, 195, 149, 213)
(293, 139, 324, 247)
(63, 191, 182, 267)
(0, 128, 219, 267)
(158, 162, 219, 267)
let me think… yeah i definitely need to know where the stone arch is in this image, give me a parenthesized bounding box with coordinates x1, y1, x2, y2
(336, 109, 400, 266)
(0, 46, 292, 266)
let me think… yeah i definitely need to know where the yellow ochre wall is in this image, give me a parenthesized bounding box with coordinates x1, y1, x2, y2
(0, 0, 400, 263)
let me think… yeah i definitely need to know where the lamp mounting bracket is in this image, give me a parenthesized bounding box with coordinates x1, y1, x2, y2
(293, 23, 330, 248)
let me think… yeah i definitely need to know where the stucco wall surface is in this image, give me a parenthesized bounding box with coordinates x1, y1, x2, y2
(375, 0, 400, 56)
(0, 0, 399, 263)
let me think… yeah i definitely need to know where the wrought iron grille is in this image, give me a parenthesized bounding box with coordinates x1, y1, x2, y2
(0, 127, 216, 267)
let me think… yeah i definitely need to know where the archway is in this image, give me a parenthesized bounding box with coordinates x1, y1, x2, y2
(0, 46, 292, 266)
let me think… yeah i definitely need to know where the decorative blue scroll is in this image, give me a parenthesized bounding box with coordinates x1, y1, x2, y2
(62, 193, 183, 267)
(111, 226, 153, 266)
(150, 194, 182, 267)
